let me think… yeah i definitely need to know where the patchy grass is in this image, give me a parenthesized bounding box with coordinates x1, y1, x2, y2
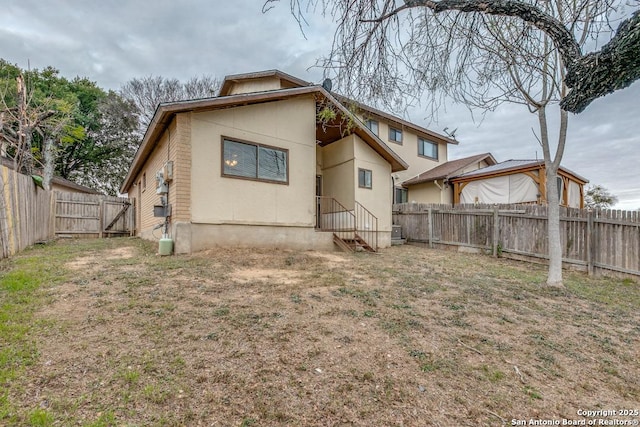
(1, 238, 639, 426)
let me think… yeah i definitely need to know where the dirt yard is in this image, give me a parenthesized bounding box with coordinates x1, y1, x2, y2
(2, 238, 639, 426)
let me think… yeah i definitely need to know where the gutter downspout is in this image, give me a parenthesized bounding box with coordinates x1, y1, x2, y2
(433, 179, 445, 204)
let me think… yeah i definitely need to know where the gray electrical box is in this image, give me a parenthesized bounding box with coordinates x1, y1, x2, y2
(153, 204, 172, 217)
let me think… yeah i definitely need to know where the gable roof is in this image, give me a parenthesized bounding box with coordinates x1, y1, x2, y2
(402, 153, 497, 186)
(219, 69, 457, 146)
(120, 85, 409, 193)
(451, 159, 588, 183)
(219, 70, 311, 97)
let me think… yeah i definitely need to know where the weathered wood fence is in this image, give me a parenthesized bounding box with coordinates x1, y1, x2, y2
(0, 165, 134, 259)
(55, 192, 133, 239)
(393, 203, 640, 278)
(0, 165, 56, 258)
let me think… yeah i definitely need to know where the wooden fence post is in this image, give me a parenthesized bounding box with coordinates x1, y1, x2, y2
(492, 206, 499, 258)
(98, 200, 104, 239)
(586, 210, 594, 276)
(428, 207, 433, 249)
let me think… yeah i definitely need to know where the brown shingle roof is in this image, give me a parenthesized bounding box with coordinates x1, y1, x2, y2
(402, 153, 496, 186)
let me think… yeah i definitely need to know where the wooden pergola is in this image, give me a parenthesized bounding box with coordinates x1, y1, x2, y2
(450, 161, 588, 208)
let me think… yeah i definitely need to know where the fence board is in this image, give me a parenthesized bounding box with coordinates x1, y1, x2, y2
(393, 203, 640, 278)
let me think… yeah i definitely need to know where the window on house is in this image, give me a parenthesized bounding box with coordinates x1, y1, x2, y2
(389, 127, 403, 144)
(358, 168, 372, 189)
(222, 138, 288, 184)
(365, 119, 379, 136)
(394, 187, 408, 204)
(418, 138, 438, 159)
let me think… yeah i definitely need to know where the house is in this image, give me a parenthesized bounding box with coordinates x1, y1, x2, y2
(338, 97, 459, 203)
(449, 159, 588, 208)
(119, 70, 411, 253)
(401, 153, 497, 204)
(49, 176, 100, 194)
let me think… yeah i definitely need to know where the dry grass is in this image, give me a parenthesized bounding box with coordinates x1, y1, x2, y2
(1, 238, 639, 426)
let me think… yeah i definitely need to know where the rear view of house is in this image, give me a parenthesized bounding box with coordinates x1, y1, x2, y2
(120, 71, 408, 253)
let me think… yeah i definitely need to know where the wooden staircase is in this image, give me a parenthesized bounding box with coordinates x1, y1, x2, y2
(333, 233, 376, 253)
(316, 196, 378, 253)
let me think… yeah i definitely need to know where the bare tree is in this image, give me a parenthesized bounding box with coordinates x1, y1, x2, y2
(266, 0, 639, 113)
(267, 0, 637, 286)
(1, 73, 57, 179)
(120, 75, 221, 135)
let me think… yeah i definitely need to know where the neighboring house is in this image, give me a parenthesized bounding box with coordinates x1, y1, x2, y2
(50, 176, 100, 194)
(449, 160, 588, 208)
(0, 156, 98, 194)
(401, 153, 497, 204)
(119, 70, 409, 253)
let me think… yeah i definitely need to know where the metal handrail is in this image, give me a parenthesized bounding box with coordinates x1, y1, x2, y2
(316, 196, 378, 251)
(355, 201, 378, 251)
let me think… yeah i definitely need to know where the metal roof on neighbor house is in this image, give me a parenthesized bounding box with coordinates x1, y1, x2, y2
(402, 153, 496, 186)
(451, 159, 589, 183)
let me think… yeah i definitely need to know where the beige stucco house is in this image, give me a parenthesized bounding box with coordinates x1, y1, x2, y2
(120, 70, 409, 253)
(339, 98, 459, 203)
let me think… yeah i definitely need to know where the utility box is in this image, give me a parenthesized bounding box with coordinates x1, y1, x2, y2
(392, 225, 402, 239)
(153, 204, 172, 217)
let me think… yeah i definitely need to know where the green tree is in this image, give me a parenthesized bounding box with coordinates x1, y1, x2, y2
(584, 185, 618, 209)
(1, 60, 141, 195)
(67, 91, 139, 195)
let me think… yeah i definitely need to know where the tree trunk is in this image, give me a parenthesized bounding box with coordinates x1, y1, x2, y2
(42, 137, 56, 191)
(538, 104, 566, 287)
(545, 165, 563, 286)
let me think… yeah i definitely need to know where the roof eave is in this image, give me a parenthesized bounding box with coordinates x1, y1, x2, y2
(218, 69, 311, 96)
(402, 153, 497, 186)
(334, 95, 458, 146)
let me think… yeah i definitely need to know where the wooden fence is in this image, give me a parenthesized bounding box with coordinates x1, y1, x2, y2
(0, 165, 135, 260)
(55, 192, 133, 239)
(0, 165, 55, 258)
(393, 203, 640, 278)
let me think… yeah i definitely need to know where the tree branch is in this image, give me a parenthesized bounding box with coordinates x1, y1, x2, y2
(403, 0, 582, 68)
(561, 10, 640, 112)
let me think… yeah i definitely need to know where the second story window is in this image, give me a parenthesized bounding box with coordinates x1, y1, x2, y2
(389, 127, 403, 144)
(418, 138, 438, 160)
(365, 119, 379, 136)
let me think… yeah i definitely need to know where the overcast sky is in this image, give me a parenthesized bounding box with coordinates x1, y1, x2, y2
(2, 1, 638, 209)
